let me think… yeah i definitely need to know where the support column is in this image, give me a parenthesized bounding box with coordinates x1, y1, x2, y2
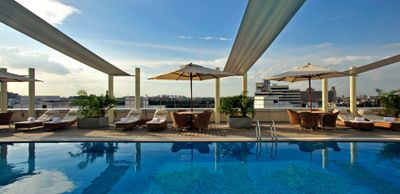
(242, 72, 247, 96)
(108, 75, 114, 123)
(322, 78, 328, 112)
(0, 68, 7, 113)
(135, 68, 141, 110)
(349, 66, 357, 115)
(214, 67, 221, 124)
(28, 68, 35, 117)
(350, 142, 357, 165)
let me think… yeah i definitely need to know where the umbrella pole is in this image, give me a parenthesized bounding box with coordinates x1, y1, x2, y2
(309, 77, 312, 112)
(190, 73, 193, 112)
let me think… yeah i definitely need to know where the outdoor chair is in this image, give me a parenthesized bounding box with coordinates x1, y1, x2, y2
(43, 110, 79, 130)
(335, 109, 374, 130)
(146, 109, 168, 131)
(319, 111, 340, 130)
(299, 112, 318, 130)
(15, 110, 60, 132)
(0, 111, 13, 128)
(358, 109, 400, 131)
(287, 109, 301, 126)
(170, 112, 187, 130)
(193, 110, 212, 131)
(114, 109, 141, 131)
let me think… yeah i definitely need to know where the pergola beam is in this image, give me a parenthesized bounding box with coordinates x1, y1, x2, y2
(0, 0, 129, 76)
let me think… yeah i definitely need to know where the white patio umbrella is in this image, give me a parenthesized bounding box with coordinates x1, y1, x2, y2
(0, 71, 40, 82)
(149, 63, 233, 111)
(267, 63, 344, 111)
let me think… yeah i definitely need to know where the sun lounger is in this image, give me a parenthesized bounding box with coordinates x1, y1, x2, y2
(336, 109, 374, 130)
(146, 109, 168, 131)
(14, 110, 60, 132)
(43, 110, 79, 130)
(358, 109, 400, 130)
(114, 109, 141, 131)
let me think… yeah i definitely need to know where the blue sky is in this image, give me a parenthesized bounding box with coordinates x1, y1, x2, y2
(0, 0, 399, 98)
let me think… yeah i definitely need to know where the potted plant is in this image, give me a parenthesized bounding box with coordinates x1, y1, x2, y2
(218, 94, 255, 128)
(72, 90, 116, 128)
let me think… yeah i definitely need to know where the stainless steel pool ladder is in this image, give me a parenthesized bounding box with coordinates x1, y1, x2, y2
(270, 120, 278, 141)
(255, 120, 262, 141)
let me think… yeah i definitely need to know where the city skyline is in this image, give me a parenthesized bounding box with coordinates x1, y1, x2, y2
(0, 0, 399, 97)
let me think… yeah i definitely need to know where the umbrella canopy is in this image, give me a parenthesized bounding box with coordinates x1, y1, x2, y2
(149, 63, 233, 111)
(0, 71, 41, 82)
(267, 63, 344, 111)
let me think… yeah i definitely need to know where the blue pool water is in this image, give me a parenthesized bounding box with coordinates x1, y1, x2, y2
(0, 142, 400, 194)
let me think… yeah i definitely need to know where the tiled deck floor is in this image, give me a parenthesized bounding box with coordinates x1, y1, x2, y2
(1, 123, 400, 142)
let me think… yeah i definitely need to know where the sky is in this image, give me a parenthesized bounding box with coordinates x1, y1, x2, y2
(0, 0, 399, 98)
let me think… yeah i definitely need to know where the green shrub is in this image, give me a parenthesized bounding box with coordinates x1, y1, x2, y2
(218, 95, 254, 118)
(380, 90, 400, 118)
(72, 90, 116, 118)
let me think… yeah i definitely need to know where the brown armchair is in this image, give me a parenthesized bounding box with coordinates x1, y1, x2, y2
(299, 112, 318, 130)
(193, 111, 212, 130)
(287, 109, 300, 126)
(0, 112, 13, 127)
(319, 111, 340, 130)
(170, 112, 188, 130)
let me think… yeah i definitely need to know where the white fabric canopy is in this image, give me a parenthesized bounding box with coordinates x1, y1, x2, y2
(224, 0, 305, 74)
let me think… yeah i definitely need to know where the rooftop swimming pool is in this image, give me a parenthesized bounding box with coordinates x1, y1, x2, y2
(0, 142, 399, 193)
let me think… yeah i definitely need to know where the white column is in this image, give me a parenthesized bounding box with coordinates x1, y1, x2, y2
(322, 78, 328, 112)
(135, 68, 141, 110)
(0, 68, 7, 113)
(28, 68, 35, 117)
(350, 142, 357, 165)
(242, 72, 247, 96)
(214, 67, 221, 124)
(108, 75, 114, 123)
(349, 66, 357, 115)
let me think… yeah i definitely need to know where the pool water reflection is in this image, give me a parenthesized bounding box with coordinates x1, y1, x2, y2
(0, 142, 400, 193)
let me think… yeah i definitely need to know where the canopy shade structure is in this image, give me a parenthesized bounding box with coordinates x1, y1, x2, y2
(149, 63, 233, 111)
(0, 0, 129, 76)
(267, 63, 344, 111)
(342, 53, 400, 76)
(224, 0, 305, 75)
(0, 71, 41, 82)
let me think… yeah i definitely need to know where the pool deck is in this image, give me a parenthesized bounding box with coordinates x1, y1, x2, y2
(1, 123, 400, 142)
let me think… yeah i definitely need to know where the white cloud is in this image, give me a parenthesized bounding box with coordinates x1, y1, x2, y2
(322, 55, 374, 65)
(177, 35, 192, 39)
(16, 0, 79, 26)
(0, 47, 70, 74)
(198, 36, 232, 41)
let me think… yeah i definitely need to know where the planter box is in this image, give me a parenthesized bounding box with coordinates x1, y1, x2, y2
(227, 117, 253, 128)
(78, 117, 108, 129)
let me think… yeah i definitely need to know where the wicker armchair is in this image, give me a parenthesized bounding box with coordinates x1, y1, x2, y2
(170, 112, 188, 130)
(299, 112, 318, 130)
(287, 109, 300, 126)
(319, 111, 340, 130)
(193, 111, 212, 130)
(0, 112, 13, 127)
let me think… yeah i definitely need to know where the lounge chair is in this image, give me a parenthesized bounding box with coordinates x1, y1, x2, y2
(114, 109, 141, 131)
(287, 109, 301, 130)
(43, 110, 79, 130)
(170, 112, 187, 130)
(336, 109, 374, 130)
(299, 112, 318, 130)
(193, 110, 212, 131)
(14, 110, 60, 132)
(358, 109, 400, 130)
(146, 109, 168, 131)
(319, 111, 340, 130)
(0, 111, 13, 128)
